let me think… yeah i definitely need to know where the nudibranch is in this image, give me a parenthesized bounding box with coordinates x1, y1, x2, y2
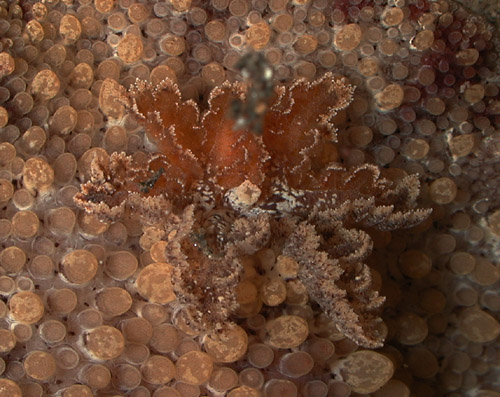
(75, 72, 431, 348)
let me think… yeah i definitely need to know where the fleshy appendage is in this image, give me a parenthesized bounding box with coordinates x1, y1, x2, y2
(75, 73, 431, 347)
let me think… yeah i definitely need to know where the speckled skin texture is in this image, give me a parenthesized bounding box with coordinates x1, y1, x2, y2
(1, 0, 500, 395)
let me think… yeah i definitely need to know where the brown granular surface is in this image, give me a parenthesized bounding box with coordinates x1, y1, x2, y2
(0, 1, 499, 396)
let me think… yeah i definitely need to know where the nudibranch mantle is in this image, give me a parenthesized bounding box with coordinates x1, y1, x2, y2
(75, 73, 431, 348)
